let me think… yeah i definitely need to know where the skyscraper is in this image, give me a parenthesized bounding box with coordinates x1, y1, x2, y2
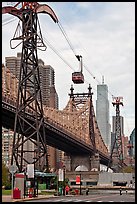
(96, 76, 111, 152)
(2, 128, 13, 167)
(5, 52, 21, 80)
(38, 60, 59, 108)
(129, 128, 135, 157)
(38, 60, 60, 171)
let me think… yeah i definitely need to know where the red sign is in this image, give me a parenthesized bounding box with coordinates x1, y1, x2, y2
(76, 176, 80, 184)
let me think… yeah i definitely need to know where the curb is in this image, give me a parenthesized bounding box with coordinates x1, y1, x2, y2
(2, 195, 56, 202)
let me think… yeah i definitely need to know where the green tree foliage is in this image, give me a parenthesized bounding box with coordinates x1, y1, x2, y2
(122, 166, 135, 173)
(2, 162, 11, 189)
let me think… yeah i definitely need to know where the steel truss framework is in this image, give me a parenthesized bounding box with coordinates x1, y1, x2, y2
(67, 84, 96, 153)
(107, 97, 124, 172)
(2, 2, 58, 172)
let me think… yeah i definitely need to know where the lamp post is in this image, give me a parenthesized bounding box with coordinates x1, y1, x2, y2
(63, 165, 66, 196)
(80, 172, 82, 195)
(33, 148, 38, 197)
(9, 163, 17, 199)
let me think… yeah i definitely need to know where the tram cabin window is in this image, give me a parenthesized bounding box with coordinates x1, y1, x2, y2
(72, 72, 84, 84)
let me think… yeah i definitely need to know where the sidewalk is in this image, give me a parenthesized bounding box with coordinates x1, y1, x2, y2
(2, 194, 55, 202)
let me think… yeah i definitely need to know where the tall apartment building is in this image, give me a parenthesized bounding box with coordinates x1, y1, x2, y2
(121, 135, 129, 161)
(5, 52, 21, 80)
(96, 77, 111, 152)
(38, 60, 62, 171)
(2, 128, 13, 167)
(4, 54, 62, 171)
(38, 59, 59, 108)
(129, 128, 135, 157)
(2, 127, 34, 168)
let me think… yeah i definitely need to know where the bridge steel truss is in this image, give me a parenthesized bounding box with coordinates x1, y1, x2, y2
(67, 84, 96, 153)
(2, 2, 58, 172)
(2, 68, 110, 167)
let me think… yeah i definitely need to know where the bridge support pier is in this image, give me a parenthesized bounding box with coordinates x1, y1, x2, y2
(90, 153, 100, 171)
(64, 153, 100, 171)
(64, 155, 71, 171)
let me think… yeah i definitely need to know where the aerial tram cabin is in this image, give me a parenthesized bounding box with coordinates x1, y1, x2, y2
(72, 72, 84, 84)
(72, 55, 84, 84)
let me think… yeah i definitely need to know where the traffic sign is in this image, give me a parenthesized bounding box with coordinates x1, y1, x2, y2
(9, 165, 17, 174)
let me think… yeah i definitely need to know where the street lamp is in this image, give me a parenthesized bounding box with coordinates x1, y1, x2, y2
(63, 165, 66, 196)
(33, 148, 38, 197)
(80, 171, 82, 195)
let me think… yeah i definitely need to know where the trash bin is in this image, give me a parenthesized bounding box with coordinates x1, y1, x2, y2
(75, 189, 79, 195)
(28, 188, 33, 198)
(59, 187, 62, 195)
(13, 188, 21, 199)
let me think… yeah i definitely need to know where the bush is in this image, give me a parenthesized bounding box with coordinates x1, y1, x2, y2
(5, 184, 11, 190)
(2, 162, 11, 188)
(54, 192, 61, 196)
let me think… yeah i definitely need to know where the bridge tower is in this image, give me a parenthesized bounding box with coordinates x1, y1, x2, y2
(107, 96, 124, 172)
(64, 84, 100, 171)
(2, 2, 58, 172)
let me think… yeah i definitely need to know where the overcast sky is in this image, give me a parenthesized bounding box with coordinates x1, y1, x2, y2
(2, 2, 135, 137)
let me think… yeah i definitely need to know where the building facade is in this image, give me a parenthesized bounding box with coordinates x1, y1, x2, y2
(96, 77, 111, 152)
(2, 128, 13, 167)
(129, 128, 135, 157)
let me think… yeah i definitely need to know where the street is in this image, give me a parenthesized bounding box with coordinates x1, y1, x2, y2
(24, 193, 135, 202)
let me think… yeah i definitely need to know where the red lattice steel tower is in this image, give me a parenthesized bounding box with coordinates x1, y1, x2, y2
(107, 97, 124, 172)
(2, 2, 58, 172)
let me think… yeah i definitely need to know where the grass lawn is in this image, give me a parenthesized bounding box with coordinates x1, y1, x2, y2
(2, 189, 55, 196)
(40, 191, 55, 195)
(2, 190, 12, 195)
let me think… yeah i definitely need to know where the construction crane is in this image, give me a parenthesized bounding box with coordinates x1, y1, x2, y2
(72, 55, 84, 84)
(107, 96, 124, 172)
(2, 2, 58, 173)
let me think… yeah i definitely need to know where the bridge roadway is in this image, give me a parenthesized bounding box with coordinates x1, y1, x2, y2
(2, 97, 110, 166)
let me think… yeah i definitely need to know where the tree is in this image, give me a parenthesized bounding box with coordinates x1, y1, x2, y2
(2, 161, 11, 189)
(122, 166, 135, 173)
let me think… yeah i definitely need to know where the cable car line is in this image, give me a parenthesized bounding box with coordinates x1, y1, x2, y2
(1, 11, 119, 98)
(43, 36, 76, 72)
(57, 21, 77, 57)
(52, 20, 130, 134)
(2, 7, 129, 132)
(57, 20, 115, 97)
(57, 21, 85, 84)
(2, 13, 121, 99)
(42, 35, 107, 101)
(2, 17, 17, 26)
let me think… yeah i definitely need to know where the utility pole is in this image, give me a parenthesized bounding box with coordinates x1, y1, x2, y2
(2, 2, 58, 173)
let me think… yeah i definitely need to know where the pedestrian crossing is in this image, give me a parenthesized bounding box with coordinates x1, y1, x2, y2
(42, 198, 127, 202)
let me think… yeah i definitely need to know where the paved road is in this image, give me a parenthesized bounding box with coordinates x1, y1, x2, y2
(24, 193, 135, 202)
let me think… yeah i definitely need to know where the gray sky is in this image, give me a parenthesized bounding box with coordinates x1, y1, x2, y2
(2, 2, 135, 137)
